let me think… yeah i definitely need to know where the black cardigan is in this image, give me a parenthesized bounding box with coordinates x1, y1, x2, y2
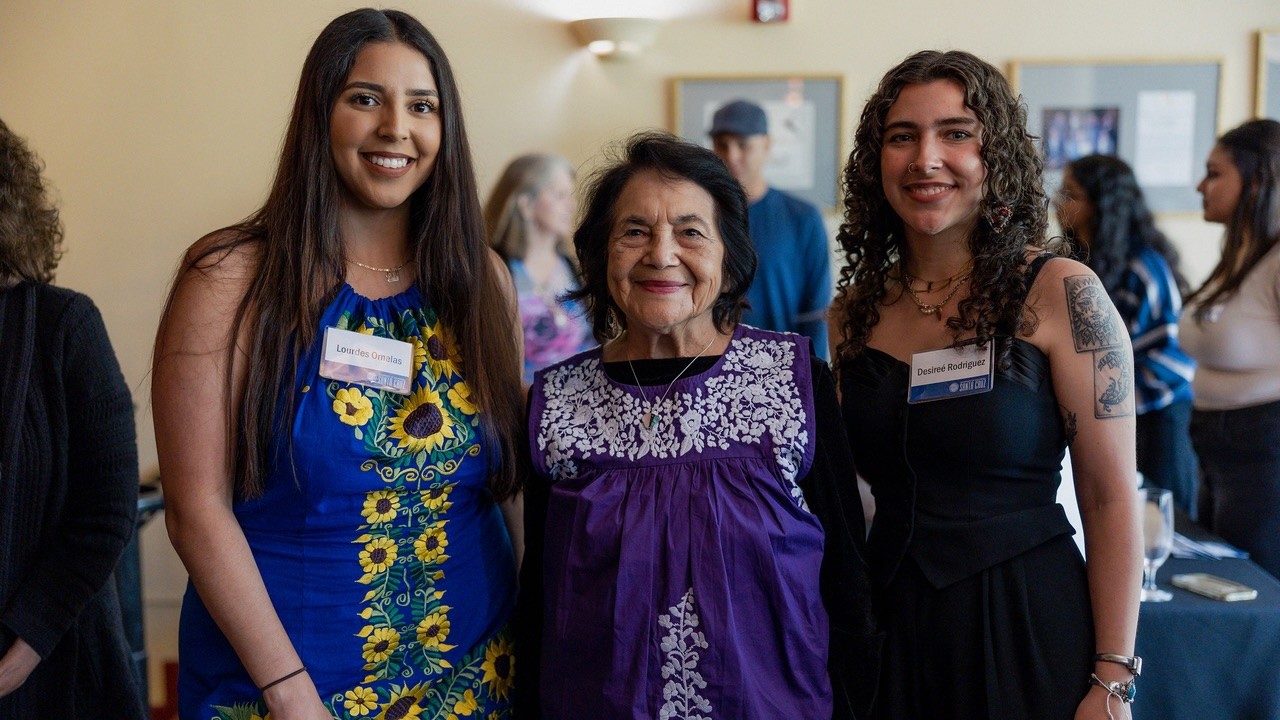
(0, 282, 144, 718)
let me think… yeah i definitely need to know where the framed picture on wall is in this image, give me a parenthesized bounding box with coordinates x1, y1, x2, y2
(1008, 58, 1222, 213)
(1257, 29, 1280, 120)
(670, 75, 844, 212)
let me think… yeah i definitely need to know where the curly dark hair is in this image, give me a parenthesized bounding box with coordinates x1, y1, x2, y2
(0, 117, 64, 285)
(834, 50, 1055, 368)
(567, 131, 756, 342)
(1064, 154, 1189, 298)
(1187, 118, 1280, 320)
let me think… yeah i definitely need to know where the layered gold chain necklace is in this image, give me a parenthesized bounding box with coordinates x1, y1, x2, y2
(900, 265, 971, 317)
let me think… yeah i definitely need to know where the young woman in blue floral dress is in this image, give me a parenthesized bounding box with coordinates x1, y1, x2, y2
(152, 10, 523, 720)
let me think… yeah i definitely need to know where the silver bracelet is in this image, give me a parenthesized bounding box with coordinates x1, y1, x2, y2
(1089, 672, 1136, 704)
(1094, 652, 1142, 676)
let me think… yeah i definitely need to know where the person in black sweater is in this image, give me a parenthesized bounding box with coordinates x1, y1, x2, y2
(0, 118, 144, 716)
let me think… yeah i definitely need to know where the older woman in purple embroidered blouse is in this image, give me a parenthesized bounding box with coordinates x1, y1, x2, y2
(513, 132, 880, 720)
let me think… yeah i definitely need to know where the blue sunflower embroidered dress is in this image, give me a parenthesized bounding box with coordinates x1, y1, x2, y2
(178, 284, 516, 720)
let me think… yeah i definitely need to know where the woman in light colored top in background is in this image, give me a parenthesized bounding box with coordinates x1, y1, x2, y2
(1056, 154, 1198, 518)
(1179, 118, 1280, 577)
(152, 9, 522, 719)
(485, 154, 594, 384)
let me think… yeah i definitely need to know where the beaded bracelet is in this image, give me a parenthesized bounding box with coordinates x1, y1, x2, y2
(259, 666, 307, 692)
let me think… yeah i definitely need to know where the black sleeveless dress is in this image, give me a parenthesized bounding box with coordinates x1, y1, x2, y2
(839, 260, 1094, 720)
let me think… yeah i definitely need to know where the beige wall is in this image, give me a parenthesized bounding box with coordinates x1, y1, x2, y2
(4, 0, 1278, 703)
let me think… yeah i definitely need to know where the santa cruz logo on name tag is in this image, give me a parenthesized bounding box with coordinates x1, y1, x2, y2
(319, 326, 414, 395)
(908, 342, 994, 404)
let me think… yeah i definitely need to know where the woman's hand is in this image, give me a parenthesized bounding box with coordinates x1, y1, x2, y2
(1075, 683, 1133, 720)
(262, 671, 334, 720)
(0, 637, 41, 699)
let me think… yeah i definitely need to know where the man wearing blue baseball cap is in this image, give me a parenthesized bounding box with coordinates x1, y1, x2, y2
(710, 99, 832, 359)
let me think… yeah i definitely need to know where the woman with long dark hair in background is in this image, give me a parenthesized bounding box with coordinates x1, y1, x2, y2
(1180, 119, 1280, 578)
(1056, 154, 1198, 517)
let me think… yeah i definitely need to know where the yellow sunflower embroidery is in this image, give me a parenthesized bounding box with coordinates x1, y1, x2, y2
(415, 610, 456, 651)
(447, 689, 479, 718)
(344, 686, 379, 717)
(387, 388, 457, 454)
(334, 388, 374, 427)
(421, 484, 454, 513)
(362, 490, 401, 524)
(361, 627, 401, 664)
(422, 323, 460, 379)
(359, 536, 398, 575)
(408, 336, 428, 379)
(413, 523, 450, 565)
(375, 683, 427, 720)
(446, 382, 477, 416)
(481, 635, 515, 701)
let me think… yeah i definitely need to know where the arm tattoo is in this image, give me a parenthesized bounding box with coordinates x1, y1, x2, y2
(1065, 275, 1124, 351)
(1062, 408, 1078, 445)
(1093, 349, 1135, 418)
(1064, 275, 1134, 419)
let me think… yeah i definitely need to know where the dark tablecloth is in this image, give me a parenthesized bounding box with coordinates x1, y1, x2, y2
(1134, 556, 1280, 720)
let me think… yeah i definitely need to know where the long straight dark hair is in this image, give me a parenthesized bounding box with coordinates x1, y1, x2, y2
(1188, 119, 1280, 320)
(166, 8, 522, 500)
(1065, 154, 1189, 299)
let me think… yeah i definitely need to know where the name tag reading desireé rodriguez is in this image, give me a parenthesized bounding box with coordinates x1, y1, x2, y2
(319, 326, 414, 395)
(908, 342, 994, 404)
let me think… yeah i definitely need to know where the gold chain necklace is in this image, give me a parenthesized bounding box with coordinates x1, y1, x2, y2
(902, 261, 972, 292)
(902, 273, 969, 317)
(348, 257, 409, 284)
(627, 334, 719, 430)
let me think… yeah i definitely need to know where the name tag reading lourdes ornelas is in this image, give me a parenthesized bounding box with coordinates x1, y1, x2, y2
(908, 342, 994, 404)
(319, 326, 414, 395)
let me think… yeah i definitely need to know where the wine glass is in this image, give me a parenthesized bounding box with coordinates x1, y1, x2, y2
(1140, 487, 1174, 602)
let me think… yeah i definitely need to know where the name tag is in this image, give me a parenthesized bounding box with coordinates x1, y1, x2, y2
(908, 343, 994, 403)
(318, 327, 414, 395)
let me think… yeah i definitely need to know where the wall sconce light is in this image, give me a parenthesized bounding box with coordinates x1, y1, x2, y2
(568, 17, 660, 60)
(753, 0, 789, 23)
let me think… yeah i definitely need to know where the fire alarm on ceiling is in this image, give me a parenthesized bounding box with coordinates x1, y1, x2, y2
(753, 0, 789, 23)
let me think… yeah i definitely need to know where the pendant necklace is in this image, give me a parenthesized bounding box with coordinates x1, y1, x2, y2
(627, 333, 719, 430)
(902, 272, 970, 318)
(348, 257, 410, 284)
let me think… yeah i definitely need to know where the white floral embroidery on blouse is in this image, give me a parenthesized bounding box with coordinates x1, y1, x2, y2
(658, 588, 712, 720)
(536, 334, 810, 510)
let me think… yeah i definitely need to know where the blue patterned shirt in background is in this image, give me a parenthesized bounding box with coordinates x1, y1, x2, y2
(1112, 246, 1196, 414)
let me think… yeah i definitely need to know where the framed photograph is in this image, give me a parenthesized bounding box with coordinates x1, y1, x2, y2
(670, 75, 844, 212)
(1257, 29, 1280, 120)
(1009, 58, 1222, 213)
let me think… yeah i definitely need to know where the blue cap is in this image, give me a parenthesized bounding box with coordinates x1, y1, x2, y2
(709, 99, 768, 137)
